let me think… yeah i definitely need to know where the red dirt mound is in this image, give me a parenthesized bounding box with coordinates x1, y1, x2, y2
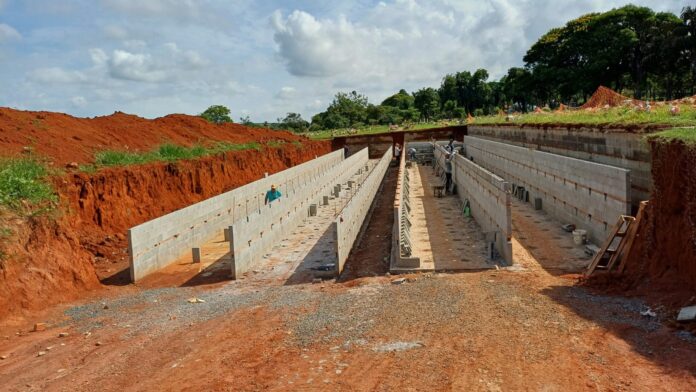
(617, 139, 696, 311)
(581, 86, 637, 109)
(0, 108, 305, 165)
(0, 141, 331, 322)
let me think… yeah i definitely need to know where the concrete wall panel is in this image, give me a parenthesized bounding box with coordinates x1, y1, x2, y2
(433, 145, 513, 263)
(335, 147, 392, 274)
(230, 148, 370, 278)
(468, 125, 650, 207)
(463, 136, 631, 243)
(129, 149, 346, 281)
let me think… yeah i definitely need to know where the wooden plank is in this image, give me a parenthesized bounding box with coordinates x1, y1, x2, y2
(617, 201, 648, 274)
(585, 218, 624, 276)
(605, 217, 634, 271)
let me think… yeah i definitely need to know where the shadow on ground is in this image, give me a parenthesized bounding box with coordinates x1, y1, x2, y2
(542, 284, 696, 376)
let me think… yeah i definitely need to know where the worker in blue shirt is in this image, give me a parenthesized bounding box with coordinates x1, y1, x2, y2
(265, 184, 282, 205)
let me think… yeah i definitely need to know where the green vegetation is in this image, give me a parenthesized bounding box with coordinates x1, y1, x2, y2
(472, 104, 696, 127)
(200, 105, 233, 124)
(0, 158, 56, 211)
(305, 5, 696, 134)
(648, 127, 696, 144)
(303, 122, 445, 140)
(92, 142, 262, 168)
(88, 142, 262, 170)
(267, 140, 286, 148)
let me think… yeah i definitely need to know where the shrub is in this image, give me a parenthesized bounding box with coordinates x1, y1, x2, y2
(0, 158, 56, 210)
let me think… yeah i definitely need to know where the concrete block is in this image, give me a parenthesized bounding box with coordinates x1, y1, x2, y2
(309, 204, 317, 217)
(192, 247, 201, 263)
(323, 195, 329, 206)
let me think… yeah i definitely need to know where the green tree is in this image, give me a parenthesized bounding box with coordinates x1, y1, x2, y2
(413, 87, 440, 120)
(277, 112, 309, 132)
(239, 115, 253, 125)
(200, 105, 233, 124)
(681, 6, 696, 94)
(381, 89, 415, 110)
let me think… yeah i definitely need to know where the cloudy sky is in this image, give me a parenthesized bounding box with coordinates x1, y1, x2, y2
(0, 0, 687, 121)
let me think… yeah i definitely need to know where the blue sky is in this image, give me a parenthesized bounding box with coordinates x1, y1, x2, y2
(0, 0, 687, 121)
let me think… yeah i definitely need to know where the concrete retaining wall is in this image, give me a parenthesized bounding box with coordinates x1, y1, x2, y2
(128, 149, 346, 281)
(230, 148, 370, 278)
(334, 147, 392, 274)
(463, 136, 631, 243)
(391, 152, 421, 268)
(468, 125, 650, 208)
(433, 145, 513, 263)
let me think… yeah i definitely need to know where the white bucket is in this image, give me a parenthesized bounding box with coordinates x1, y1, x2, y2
(572, 229, 587, 245)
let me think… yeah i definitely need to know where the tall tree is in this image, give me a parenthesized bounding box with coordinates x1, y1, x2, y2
(413, 88, 440, 121)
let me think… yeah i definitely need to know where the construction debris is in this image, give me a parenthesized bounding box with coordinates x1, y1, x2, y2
(32, 323, 46, 332)
(187, 298, 206, 304)
(677, 306, 696, 322)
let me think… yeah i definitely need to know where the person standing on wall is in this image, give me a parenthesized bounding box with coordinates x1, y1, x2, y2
(444, 153, 453, 194)
(394, 143, 401, 161)
(265, 184, 282, 205)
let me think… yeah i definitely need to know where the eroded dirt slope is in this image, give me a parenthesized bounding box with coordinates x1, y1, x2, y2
(619, 139, 696, 310)
(0, 108, 332, 322)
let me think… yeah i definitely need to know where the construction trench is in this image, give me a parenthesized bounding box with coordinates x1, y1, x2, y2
(3, 118, 696, 390)
(128, 131, 632, 285)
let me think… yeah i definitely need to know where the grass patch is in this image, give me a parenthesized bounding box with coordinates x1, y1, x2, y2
(267, 140, 286, 148)
(303, 122, 448, 140)
(647, 127, 696, 144)
(471, 104, 696, 128)
(91, 142, 263, 169)
(0, 157, 57, 211)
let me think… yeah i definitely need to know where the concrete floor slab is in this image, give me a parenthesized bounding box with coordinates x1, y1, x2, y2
(392, 163, 495, 272)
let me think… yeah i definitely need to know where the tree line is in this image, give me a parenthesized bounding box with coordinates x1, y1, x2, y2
(305, 5, 696, 131)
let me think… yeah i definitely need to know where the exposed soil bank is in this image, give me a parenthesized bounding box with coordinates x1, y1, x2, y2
(0, 142, 331, 322)
(0, 108, 308, 165)
(609, 139, 696, 310)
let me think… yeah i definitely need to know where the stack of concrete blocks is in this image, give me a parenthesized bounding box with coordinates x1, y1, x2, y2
(128, 149, 347, 282)
(463, 136, 631, 243)
(391, 152, 421, 269)
(334, 147, 393, 275)
(433, 144, 513, 264)
(230, 148, 371, 278)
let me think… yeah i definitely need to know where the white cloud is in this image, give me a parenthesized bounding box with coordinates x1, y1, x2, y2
(275, 86, 296, 99)
(0, 23, 21, 42)
(271, 10, 374, 77)
(28, 67, 87, 83)
(107, 50, 170, 82)
(103, 25, 129, 40)
(71, 96, 87, 107)
(98, 44, 206, 82)
(101, 0, 200, 19)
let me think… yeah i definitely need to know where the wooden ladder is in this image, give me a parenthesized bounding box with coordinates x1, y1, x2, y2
(585, 201, 648, 276)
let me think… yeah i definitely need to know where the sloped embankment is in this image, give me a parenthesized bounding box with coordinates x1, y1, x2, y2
(0, 142, 331, 322)
(621, 139, 696, 307)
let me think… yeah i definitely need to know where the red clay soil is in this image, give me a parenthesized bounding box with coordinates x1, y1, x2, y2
(0, 108, 307, 165)
(339, 165, 397, 280)
(0, 109, 332, 322)
(580, 86, 638, 109)
(600, 139, 696, 314)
